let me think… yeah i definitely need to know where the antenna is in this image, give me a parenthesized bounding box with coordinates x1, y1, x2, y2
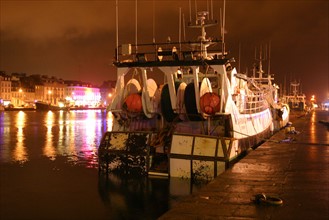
(268, 41, 271, 75)
(115, 0, 119, 61)
(221, 0, 226, 57)
(283, 74, 288, 95)
(238, 42, 241, 73)
(195, 0, 198, 24)
(211, 0, 213, 20)
(135, 0, 138, 53)
(299, 79, 302, 93)
(152, 0, 155, 43)
(207, 0, 209, 20)
(183, 13, 186, 41)
(259, 45, 263, 78)
(189, 0, 192, 23)
(179, 7, 182, 55)
(220, 9, 222, 43)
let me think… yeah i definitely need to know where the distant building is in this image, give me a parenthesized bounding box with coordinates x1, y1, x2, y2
(0, 73, 12, 106)
(99, 80, 116, 106)
(0, 72, 108, 107)
(2, 72, 36, 107)
(65, 80, 101, 107)
(35, 79, 66, 105)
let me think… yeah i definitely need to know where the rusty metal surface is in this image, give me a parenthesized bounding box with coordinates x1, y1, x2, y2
(98, 131, 151, 175)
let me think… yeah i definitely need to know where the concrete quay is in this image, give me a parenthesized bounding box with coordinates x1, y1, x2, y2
(160, 110, 329, 220)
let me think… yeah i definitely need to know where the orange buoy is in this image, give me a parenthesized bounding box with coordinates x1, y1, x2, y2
(200, 92, 220, 115)
(124, 93, 142, 113)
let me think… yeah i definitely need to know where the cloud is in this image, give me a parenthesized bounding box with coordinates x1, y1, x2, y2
(1, 0, 328, 100)
(1, 0, 115, 40)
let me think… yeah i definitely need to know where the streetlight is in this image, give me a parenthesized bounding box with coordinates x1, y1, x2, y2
(107, 93, 113, 106)
(48, 90, 52, 104)
(19, 88, 23, 106)
(311, 95, 315, 102)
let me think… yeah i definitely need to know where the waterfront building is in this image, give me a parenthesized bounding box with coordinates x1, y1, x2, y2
(65, 80, 101, 107)
(0, 72, 111, 108)
(0, 73, 12, 106)
(35, 77, 66, 106)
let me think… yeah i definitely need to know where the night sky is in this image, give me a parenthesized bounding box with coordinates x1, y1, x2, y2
(0, 0, 328, 102)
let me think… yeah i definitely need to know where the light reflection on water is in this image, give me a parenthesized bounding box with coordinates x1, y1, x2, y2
(309, 111, 319, 144)
(44, 111, 55, 160)
(14, 111, 27, 162)
(0, 110, 203, 219)
(0, 110, 113, 165)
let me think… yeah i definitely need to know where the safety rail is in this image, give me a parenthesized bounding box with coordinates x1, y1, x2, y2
(242, 93, 267, 114)
(114, 40, 224, 64)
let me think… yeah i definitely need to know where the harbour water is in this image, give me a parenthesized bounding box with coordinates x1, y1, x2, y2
(0, 110, 204, 220)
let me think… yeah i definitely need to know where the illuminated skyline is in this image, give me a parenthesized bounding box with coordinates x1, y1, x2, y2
(0, 0, 328, 101)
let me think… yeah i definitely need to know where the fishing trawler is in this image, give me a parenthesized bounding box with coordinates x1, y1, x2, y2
(249, 49, 290, 131)
(98, 3, 280, 181)
(282, 81, 307, 112)
(35, 101, 69, 111)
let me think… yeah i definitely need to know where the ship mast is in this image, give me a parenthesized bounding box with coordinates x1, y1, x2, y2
(221, 0, 226, 58)
(187, 0, 218, 59)
(135, 0, 138, 53)
(115, 0, 119, 61)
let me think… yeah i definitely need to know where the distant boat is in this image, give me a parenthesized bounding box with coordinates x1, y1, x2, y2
(282, 81, 307, 111)
(35, 101, 68, 111)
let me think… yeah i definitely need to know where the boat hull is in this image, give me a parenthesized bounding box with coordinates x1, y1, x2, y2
(98, 108, 274, 181)
(35, 102, 68, 111)
(169, 125, 272, 180)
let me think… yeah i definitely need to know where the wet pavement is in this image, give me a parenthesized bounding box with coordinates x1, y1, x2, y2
(160, 110, 329, 219)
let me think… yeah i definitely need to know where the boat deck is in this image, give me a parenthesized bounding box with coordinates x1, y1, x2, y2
(159, 110, 329, 219)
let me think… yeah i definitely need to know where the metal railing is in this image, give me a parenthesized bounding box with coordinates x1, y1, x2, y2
(115, 40, 224, 64)
(241, 92, 267, 114)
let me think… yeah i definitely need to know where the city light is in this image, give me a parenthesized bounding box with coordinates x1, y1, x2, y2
(58, 102, 65, 108)
(311, 95, 315, 102)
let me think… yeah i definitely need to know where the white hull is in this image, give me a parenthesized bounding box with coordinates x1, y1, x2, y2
(169, 108, 273, 180)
